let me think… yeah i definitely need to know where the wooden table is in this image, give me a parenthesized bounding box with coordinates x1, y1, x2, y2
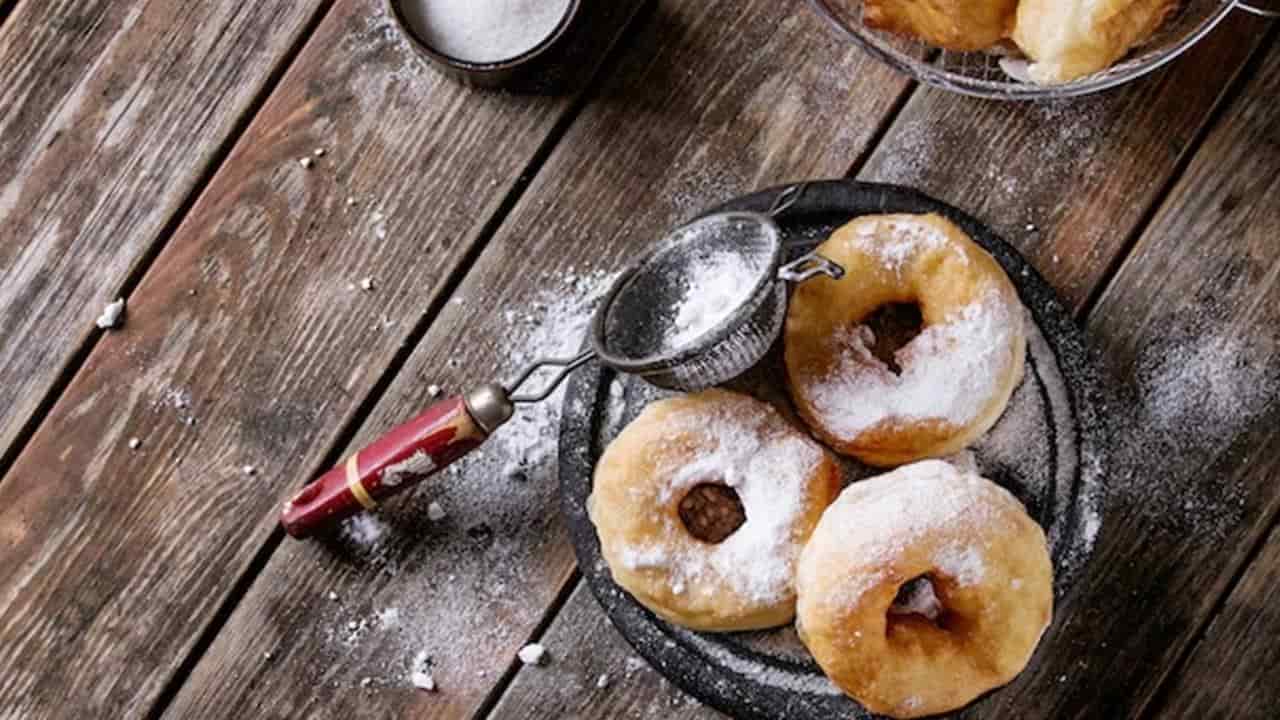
(2, 2, 1278, 718)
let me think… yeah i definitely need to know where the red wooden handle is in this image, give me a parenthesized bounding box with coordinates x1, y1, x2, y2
(280, 396, 487, 538)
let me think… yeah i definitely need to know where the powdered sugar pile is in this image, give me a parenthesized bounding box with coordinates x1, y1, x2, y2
(616, 399, 825, 605)
(805, 290, 1016, 440)
(663, 252, 759, 351)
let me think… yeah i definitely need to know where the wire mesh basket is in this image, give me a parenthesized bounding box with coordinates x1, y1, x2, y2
(808, 0, 1276, 100)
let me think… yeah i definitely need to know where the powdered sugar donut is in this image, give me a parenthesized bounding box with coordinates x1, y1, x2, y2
(589, 389, 842, 632)
(785, 213, 1026, 467)
(796, 460, 1053, 719)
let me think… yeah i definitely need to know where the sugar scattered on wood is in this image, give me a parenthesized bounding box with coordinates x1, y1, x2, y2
(313, 148, 326, 157)
(595, 673, 610, 689)
(411, 669, 437, 692)
(360, 277, 375, 292)
(242, 465, 257, 476)
(427, 384, 442, 398)
(517, 643, 547, 665)
(299, 157, 314, 169)
(127, 437, 142, 450)
(327, 591, 339, 602)
(96, 298, 126, 329)
(427, 501, 447, 522)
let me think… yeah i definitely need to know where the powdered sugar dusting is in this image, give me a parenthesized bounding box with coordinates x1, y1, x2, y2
(853, 216, 951, 272)
(320, 268, 619, 688)
(1113, 328, 1277, 538)
(934, 543, 986, 586)
(804, 461, 1009, 609)
(617, 398, 825, 605)
(807, 290, 1017, 439)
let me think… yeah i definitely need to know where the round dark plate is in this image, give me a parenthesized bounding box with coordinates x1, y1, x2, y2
(559, 180, 1107, 719)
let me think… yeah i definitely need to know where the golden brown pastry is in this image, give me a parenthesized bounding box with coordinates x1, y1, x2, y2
(865, 0, 1019, 51)
(784, 213, 1025, 467)
(588, 390, 841, 632)
(1011, 0, 1179, 84)
(796, 460, 1054, 719)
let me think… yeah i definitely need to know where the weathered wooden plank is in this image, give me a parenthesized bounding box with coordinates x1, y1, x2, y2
(164, 3, 910, 718)
(0, 0, 648, 716)
(859, 11, 1272, 312)
(488, 584, 722, 720)
(1064, 41, 1280, 720)
(1153, 526, 1280, 720)
(0, 0, 328, 469)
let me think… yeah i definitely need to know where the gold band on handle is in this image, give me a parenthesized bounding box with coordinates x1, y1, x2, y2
(346, 453, 376, 510)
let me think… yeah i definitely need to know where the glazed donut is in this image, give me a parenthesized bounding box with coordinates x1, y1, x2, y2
(588, 389, 842, 632)
(795, 460, 1053, 719)
(784, 213, 1026, 467)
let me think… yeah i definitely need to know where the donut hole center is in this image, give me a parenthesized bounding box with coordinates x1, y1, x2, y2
(678, 483, 746, 544)
(862, 302, 924, 375)
(887, 575, 949, 631)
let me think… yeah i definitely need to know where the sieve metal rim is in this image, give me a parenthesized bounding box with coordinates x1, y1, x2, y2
(589, 211, 784, 377)
(806, 0, 1240, 100)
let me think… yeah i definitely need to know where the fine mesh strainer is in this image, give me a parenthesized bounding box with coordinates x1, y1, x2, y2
(809, 0, 1278, 100)
(280, 185, 843, 537)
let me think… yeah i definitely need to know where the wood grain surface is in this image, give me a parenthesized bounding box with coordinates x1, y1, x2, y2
(164, 2, 910, 718)
(489, 583, 722, 720)
(1086, 39, 1280, 720)
(968, 36, 1280, 720)
(0, 0, 327, 469)
(0, 0, 645, 716)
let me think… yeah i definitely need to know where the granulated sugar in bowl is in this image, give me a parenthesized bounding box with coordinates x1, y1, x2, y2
(399, 0, 574, 64)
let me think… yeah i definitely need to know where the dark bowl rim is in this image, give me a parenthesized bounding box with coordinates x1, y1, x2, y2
(385, 0, 583, 75)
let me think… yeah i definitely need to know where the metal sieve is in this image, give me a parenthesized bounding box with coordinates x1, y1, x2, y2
(808, 0, 1278, 100)
(280, 185, 844, 537)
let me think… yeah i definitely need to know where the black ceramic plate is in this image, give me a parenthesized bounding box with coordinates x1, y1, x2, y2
(559, 181, 1107, 719)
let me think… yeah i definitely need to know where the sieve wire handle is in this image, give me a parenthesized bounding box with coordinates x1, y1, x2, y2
(1234, 0, 1280, 17)
(778, 252, 846, 282)
(767, 183, 808, 217)
(507, 350, 596, 404)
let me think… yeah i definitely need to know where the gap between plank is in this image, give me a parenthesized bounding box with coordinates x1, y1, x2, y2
(844, 79, 920, 179)
(0, 0, 339, 489)
(143, 2, 661, 715)
(1078, 21, 1278, 321)
(474, 568, 584, 720)
(0, 0, 20, 30)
